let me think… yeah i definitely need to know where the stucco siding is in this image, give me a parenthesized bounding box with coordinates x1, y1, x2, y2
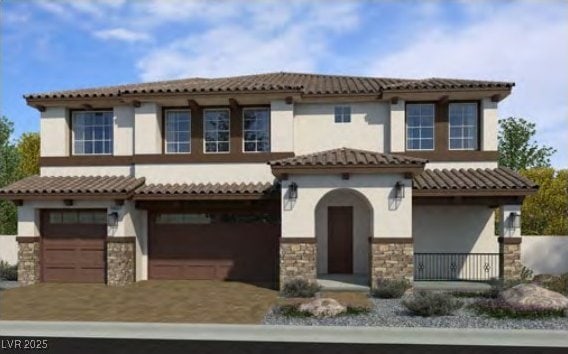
(135, 163, 274, 184)
(390, 100, 405, 153)
(481, 98, 498, 151)
(134, 103, 162, 155)
(293, 102, 389, 154)
(40, 166, 133, 177)
(40, 107, 69, 157)
(270, 100, 294, 152)
(113, 106, 134, 156)
(281, 174, 412, 240)
(413, 205, 498, 253)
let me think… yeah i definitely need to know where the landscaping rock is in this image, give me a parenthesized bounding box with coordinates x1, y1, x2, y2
(500, 283, 568, 310)
(299, 298, 346, 317)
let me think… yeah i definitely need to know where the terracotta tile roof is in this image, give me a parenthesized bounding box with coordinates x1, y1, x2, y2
(25, 72, 514, 100)
(0, 176, 145, 198)
(269, 148, 428, 168)
(413, 168, 538, 194)
(134, 182, 277, 200)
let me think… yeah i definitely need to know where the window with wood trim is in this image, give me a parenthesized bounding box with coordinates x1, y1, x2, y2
(72, 111, 113, 155)
(406, 103, 435, 150)
(204, 109, 230, 153)
(165, 110, 191, 154)
(334, 106, 351, 123)
(243, 108, 270, 152)
(449, 102, 478, 150)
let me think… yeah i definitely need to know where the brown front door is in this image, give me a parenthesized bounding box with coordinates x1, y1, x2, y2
(41, 210, 107, 283)
(327, 206, 353, 274)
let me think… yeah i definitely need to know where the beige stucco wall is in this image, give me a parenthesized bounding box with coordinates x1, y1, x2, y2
(293, 102, 389, 154)
(425, 161, 499, 169)
(281, 174, 412, 239)
(40, 166, 133, 177)
(413, 205, 498, 253)
(114, 106, 134, 156)
(315, 189, 371, 275)
(481, 98, 498, 151)
(135, 163, 274, 184)
(390, 99, 405, 153)
(270, 100, 294, 152)
(134, 103, 162, 155)
(40, 107, 69, 157)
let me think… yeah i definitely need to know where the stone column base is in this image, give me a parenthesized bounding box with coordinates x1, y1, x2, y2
(370, 238, 413, 287)
(107, 237, 136, 286)
(279, 238, 316, 288)
(499, 237, 522, 280)
(17, 237, 41, 286)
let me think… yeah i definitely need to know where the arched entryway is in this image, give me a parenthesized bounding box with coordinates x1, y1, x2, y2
(314, 188, 373, 280)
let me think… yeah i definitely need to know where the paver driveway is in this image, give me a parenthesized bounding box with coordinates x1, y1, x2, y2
(0, 281, 277, 324)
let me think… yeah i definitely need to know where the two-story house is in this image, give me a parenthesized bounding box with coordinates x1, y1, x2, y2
(0, 72, 537, 288)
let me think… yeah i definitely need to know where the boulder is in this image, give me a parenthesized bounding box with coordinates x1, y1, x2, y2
(500, 283, 568, 310)
(299, 298, 346, 317)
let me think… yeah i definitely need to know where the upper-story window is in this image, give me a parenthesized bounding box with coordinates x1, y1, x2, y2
(243, 108, 270, 152)
(72, 111, 113, 155)
(165, 110, 191, 154)
(449, 102, 478, 150)
(204, 109, 230, 153)
(406, 103, 435, 150)
(334, 106, 351, 123)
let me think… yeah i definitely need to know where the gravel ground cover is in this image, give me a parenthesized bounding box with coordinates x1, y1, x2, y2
(263, 298, 568, 330)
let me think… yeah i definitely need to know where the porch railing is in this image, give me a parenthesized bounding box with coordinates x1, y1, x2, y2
(414, 253, 499, 281)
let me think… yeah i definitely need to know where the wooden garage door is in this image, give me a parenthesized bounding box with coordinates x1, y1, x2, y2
(149, 212, 279, 282)
(41, 210, 107, 283)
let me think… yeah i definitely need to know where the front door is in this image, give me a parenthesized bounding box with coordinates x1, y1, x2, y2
(327, 206, 353, 274)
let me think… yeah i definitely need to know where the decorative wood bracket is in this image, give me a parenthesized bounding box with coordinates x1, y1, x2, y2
(390, 97, 399, 105)
(228, 98, 240, 111)
(187, 99, 200, 111)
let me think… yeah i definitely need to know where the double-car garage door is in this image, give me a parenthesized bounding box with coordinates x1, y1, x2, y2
(41, 210, 107, 283)
(148, 212, 279, 283)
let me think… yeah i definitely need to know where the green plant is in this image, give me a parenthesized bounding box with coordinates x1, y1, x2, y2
(534, 273, 568, 296)
(0, 261, 17, 281)
(451, 290, 498, 299)
(402, 291, 463, 317)
(280, 278, 321, 298)
(471, 299, 565, 319)
(520, 266, 534, 281)
(372, 279, 411, 299)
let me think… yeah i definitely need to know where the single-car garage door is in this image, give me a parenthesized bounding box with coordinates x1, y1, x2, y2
(41, 210, 107, 283)
(149, 212, 279, 283)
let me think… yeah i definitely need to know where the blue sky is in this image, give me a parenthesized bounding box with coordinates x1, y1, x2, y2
(2, 0, 567, 167)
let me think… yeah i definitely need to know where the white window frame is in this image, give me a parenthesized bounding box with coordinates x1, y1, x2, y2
(405, 103, 435, 151)
(203, 108, 230, 154)
(71, 110, 114, 156)
(334, 106, 351, 123)
(448, 102, 479, 151)
(242, 107, 270, 153)
(164, 109, 191, 154)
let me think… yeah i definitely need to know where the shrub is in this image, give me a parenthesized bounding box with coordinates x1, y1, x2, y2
(402, 291, 463, 317)
(0, 261, 17, 281)
(520, 266, 534, 281)
(471, 299, 565, 319)
(533, 273, 568, 296)
(280, 278, 321, 298)
(372, 279, 411, 299)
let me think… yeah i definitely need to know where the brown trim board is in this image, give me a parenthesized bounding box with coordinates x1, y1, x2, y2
(280, 238, 317, 244)
(16, 236, 40, 243)
(107, 237, 136, 243)
(370, 237, 413, 244)
(498, 237, 522, 244)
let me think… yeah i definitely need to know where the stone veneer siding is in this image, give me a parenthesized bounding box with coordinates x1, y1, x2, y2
(279, 239, 316, 287)
(17, 237, 40, 286)
(500, 237, 522, 280)
(107, 237, 136, 286)
(371, 238, 413, 287)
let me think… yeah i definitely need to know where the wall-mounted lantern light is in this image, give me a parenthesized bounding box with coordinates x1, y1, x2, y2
(394, 181, 405, 199)
(288, 182, 298, 200)
(107, 211, 119, 227)
(508, 212, 521, 229)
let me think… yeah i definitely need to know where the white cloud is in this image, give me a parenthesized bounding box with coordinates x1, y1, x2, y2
(367, 1, 568, 168)
(136, 1, 360, 81)
(93, 28, 150, 42)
